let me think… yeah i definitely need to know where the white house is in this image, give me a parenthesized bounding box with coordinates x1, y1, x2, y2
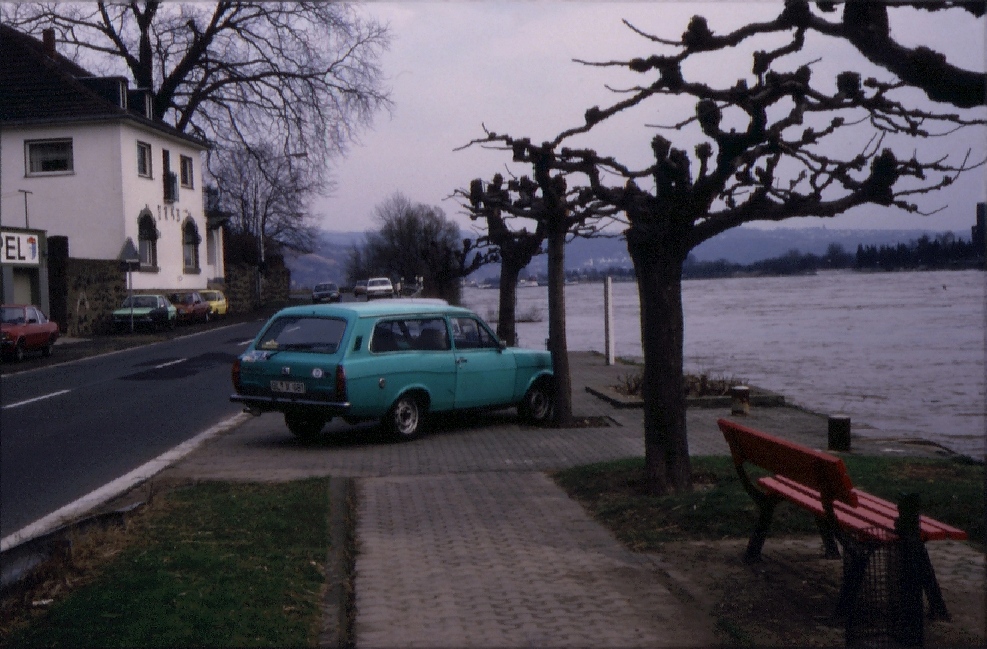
(0, 25, 224, 317)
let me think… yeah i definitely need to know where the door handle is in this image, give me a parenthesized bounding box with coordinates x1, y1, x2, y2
(456, 357, 468, 365)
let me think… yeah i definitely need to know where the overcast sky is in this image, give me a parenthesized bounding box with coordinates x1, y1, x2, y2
(314, 2, 986, 237)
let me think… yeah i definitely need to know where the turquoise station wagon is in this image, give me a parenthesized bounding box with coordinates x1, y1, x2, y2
(231, 301, 554, 440)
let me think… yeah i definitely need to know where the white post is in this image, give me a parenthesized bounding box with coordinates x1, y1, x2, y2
(604, 276, 615, 365)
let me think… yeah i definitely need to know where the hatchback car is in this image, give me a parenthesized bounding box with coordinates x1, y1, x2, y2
(113, 294, 177, 331)
(200, 290, 229, 317)
(1, 304, 59, 361)
(168, 291, 212, 323)
(311, 282, 341, 304)
(231, 301, 553, 440)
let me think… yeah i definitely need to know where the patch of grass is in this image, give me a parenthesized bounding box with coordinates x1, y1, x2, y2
(2, 479, 332, 648)
(553, 455, 983, 551)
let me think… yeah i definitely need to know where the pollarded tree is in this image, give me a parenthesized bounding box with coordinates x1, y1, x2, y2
(473, 6, 984, 493)
(4, 2, 391, 252)
(456, 158, 618, 426)
(462, 174, 547, 347)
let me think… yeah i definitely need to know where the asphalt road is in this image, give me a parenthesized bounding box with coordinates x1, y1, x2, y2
(0, 320, 266, 538)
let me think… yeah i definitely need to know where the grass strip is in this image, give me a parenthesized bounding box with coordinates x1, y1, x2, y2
(3, 478, 331, 648)
(553, 455, 983, 551)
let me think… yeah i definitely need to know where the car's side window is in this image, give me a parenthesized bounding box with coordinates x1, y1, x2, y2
(371, 320, 411, 353)
(371, 318, 448, 353)
(412, 318, 449, 351)
(452, 317, 499, 350)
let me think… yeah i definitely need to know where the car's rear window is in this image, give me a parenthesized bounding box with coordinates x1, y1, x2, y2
(257, 316, 347, 354)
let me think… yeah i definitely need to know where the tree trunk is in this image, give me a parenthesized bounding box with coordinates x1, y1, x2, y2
(546, 221, 572, 426)
(497, 259, 522, 346)
(629, 237, 692, 495)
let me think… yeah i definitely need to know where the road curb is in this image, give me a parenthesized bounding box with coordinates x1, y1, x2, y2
(1, 412, 249, 554)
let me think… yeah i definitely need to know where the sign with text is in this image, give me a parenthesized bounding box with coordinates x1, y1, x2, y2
(1, 231, 41, 266)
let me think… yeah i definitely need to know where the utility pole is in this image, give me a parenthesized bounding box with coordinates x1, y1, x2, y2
(17, 189, 32, 228)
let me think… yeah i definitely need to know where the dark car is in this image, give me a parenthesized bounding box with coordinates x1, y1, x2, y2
(312, 282, 341, 304)
(1, 304, 59, 361)
(168, 291, 212, 323)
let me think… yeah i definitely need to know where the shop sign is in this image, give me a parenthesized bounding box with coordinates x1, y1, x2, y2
(0, 231, 41, 266)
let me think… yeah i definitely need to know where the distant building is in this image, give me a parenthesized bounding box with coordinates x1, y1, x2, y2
(0, 25, 226, 333)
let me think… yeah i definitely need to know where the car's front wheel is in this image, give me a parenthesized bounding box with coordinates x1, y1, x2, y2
(519, 379, 553, 425)
(12, 340, 25, 363)
(284, 413, 328, 441)
(386, 394, 424, 440)
(42, 335, 55, 357)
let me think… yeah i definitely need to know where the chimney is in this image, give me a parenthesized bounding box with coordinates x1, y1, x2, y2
(43, 28, 56, 56)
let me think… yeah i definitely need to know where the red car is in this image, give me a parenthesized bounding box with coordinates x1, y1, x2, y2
(1, 304, 59, 361)
(167, 291, 212, 324)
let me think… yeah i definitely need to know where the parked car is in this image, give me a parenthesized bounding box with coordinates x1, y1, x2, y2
(365, 277, 394, 300)
(353, 280, 368, 297)
(311, 282, 341, 304)
(231, 301, 553, 441)
(1, 304, 59, 361)
(200, 290, 229, 317)
(168, 291, 212, 323)
(112, 294, 177, 332)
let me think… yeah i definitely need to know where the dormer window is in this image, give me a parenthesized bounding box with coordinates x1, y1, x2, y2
(26, 139, 73, 174)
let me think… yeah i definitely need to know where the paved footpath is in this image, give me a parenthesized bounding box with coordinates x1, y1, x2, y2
(160, 352, 980, 648)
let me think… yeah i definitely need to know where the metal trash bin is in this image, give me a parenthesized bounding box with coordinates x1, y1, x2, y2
(843, 527, 915, 649)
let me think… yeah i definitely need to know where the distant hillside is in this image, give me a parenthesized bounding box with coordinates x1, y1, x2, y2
(284, 226, 966, 287)
(283, 231, 364, 289)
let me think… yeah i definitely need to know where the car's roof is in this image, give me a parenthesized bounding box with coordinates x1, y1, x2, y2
(274, 299, 469, 319)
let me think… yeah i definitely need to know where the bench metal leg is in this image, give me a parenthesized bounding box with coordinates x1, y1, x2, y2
(816, 517, 842, 559)
(834, 540, 874, 619)
(918, 544, 951, 620)
(744, 497, 779, 564)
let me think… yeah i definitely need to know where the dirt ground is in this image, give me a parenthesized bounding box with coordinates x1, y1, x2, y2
(655, 537, 985, 648)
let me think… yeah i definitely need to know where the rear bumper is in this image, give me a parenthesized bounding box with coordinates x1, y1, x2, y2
(230, 393, 351, 416)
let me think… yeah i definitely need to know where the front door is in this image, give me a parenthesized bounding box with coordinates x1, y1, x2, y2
(451, 316, 514, 409)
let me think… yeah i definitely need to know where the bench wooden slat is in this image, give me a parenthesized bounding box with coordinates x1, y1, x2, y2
(720, 419, 858, 507)
(853, 490, 967, 541)
(760, 475, 899, 542)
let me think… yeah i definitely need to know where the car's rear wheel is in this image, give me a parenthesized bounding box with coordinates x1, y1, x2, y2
(386, 394, 423, 440)
(12, 340, 25, 363)
(284, 413, 327, 441)
(519, 379, 553, 425)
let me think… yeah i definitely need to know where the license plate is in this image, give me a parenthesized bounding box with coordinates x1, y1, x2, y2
(271, 380, 305, 394)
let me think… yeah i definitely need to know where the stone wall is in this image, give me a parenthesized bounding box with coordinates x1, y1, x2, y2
(224, 258, 290, 314)
(64, 258, 127, 336)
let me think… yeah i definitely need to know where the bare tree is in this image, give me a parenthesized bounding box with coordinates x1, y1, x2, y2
(212, 143, 320, 261)
(468, 6, 984, 492)
(350, 193, 488, 303)
(6, 2, 391, 250)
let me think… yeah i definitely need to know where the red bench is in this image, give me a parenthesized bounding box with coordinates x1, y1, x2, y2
(718, 418, 968, 619)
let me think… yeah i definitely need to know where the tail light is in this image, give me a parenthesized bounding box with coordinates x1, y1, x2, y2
(335, 364, 347, 402)
(231, 358, 242, 392)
